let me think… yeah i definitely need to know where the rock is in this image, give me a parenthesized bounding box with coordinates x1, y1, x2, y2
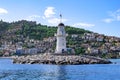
(12, 53, 112, 65)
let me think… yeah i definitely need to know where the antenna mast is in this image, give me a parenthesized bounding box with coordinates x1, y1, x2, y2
(60, 14, 62, 23)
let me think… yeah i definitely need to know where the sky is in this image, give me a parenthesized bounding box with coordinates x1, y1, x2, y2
(0, 0, 120, 37)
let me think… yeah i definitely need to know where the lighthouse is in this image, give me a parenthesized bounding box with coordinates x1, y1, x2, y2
(55, 14, 67, 53)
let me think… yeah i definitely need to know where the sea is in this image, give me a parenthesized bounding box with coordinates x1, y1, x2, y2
(0, 58, 120, 80)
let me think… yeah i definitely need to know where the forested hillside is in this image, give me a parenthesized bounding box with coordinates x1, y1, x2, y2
(0, 20, 91, 42)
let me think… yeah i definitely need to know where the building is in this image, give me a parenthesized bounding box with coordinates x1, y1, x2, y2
(55, 22, 67, 53)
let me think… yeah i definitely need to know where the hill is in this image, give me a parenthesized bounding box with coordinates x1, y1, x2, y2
(0, 20, 120, 58)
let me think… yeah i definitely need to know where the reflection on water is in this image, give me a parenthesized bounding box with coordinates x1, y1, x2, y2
(0, 65, 68, 80)
(0, 58, 68, 80)
(1, 58, 120, 80)
(55, 66, 67, 80)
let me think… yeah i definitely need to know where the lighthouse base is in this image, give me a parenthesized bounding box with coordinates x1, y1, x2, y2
(55, 48, 67, 54)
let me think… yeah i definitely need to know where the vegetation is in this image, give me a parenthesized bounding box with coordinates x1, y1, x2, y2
(0, 20, 91, 41)
(75, 47, 85, 55)
(1, 20, 120, 59)
(0, 20, 91, 55)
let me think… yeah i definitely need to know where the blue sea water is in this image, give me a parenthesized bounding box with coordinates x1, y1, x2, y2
(0, 58, 120, 80)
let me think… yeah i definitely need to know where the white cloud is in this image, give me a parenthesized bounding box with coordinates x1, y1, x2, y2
(48, 18, 67, 25)
(44, 7, 55, 18)
(26, 15, 41, 21)
(0, 8, 8, 14)
(117, 15, 120, 21)
(103, 18, 114, 23)
(103, 9, 120, 23)
(43, 6, 68, 25)
(24, 7, 67, 25)
(72, 22, 95, 28)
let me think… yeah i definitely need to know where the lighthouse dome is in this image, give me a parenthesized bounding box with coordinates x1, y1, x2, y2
(58, 23, 64, 26)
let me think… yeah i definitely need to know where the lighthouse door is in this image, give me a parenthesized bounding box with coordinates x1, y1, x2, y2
(62, 49, 64, 53)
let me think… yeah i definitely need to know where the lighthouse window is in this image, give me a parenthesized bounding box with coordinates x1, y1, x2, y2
(62, 31, 63, 34)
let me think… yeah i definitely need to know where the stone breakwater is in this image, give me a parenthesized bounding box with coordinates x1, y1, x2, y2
(12, 53, 112, 65)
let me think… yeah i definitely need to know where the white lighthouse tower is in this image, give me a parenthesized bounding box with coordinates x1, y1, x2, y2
(55, 14, 67, 53)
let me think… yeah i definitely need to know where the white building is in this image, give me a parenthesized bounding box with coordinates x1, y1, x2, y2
(55, 23, 67, 53)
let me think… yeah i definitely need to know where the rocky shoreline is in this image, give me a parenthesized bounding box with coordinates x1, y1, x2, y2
(12, 53, 112, 65)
